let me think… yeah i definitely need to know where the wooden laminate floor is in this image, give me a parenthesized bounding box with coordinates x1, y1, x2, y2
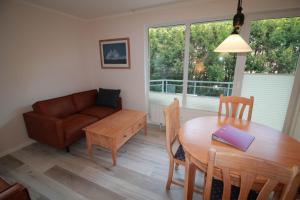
(0, 125, 204, 200)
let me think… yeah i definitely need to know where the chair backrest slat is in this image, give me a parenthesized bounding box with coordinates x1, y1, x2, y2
(225, 102, 229, 118)
(256, 179, 278, 200)
(280, 166, 300, 200)
(239, 104, 247, 119)
(222, 167, 231, 200)
(218, 95, 254, 121)
(204, 149, 300, 200)
(163, 98, 180, 158)
(238, 172, 256, 200)
(231, 102, 239, 119)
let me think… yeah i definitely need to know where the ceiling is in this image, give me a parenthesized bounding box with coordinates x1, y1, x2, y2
(23, 0, 190, 20)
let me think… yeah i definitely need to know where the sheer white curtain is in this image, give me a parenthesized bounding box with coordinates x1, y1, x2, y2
(283, 56, 300, 140)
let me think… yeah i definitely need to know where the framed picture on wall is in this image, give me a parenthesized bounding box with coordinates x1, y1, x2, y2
(99, 37, 131, 69)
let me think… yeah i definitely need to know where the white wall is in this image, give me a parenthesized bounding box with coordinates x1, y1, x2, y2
(0, 0, 92, 155)
(84, 0, 300, 113)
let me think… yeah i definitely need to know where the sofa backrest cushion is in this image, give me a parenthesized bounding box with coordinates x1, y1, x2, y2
(72, 90, 97, 112)
(96, 88, 121, 108)
(32, 95, 76, 118)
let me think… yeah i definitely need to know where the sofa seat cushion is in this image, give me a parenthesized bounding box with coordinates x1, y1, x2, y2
(62, 114, 98, 145)
(80, 106, 120, 120)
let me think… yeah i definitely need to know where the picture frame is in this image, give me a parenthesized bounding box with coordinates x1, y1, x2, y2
(99, 37, 131, 69)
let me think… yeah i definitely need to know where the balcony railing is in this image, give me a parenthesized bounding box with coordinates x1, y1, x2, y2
(150, 79, 233, 97)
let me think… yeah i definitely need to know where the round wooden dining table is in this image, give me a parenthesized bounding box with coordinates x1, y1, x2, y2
(179, 116, 300, 200)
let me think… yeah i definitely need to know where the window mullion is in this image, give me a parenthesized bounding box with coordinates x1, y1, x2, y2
(182, 23, 191, 107)
(232, 17, 251, 96)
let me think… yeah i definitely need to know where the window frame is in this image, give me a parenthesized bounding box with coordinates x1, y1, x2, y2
(145, 9, 300, 113)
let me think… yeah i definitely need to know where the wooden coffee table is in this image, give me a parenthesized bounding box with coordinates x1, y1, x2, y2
(83, 109, 147, 166)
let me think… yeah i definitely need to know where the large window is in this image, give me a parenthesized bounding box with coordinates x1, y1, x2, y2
(149, 25, 185, 105)
(148, 14, 300, 131)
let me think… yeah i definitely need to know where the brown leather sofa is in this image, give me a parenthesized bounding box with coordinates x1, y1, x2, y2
(0, 177, 31, 200)
(23, 89, 122, 151)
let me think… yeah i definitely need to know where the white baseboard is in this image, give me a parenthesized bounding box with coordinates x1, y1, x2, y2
(0, 140, 35, 158)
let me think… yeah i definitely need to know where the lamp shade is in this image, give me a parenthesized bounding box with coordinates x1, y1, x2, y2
(214, 33, 252, 53)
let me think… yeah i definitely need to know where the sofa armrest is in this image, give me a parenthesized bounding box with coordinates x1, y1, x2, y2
(0, 183, 31, 200)
(116, 97, 122, 110)
(23, 111, 65, 149)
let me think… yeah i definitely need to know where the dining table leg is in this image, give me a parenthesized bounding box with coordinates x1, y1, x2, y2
(184, 152, 196, 200)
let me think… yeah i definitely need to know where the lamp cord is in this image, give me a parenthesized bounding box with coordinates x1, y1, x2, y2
(238, 0, 243, 12)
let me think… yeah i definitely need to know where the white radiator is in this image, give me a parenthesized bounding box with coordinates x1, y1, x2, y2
(148, 103, 217, 126)
(148, 103, 166, 125)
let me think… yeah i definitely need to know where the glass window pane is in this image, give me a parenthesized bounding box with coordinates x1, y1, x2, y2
(149, 25, 185, 107)
(242, 17, 300, 131)
(187, 21, 236, 111)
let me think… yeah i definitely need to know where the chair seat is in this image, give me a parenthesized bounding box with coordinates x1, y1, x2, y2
(174, 144, 185, 161)
(211, 178, 258, 200)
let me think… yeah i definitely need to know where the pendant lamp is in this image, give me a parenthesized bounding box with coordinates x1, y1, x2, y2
(214, 0, 252, 53)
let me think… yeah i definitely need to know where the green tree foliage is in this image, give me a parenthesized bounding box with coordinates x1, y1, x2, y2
(149, 21, 236, 82)
(189, 21, 236, 82)
(149, 25, 185, 80)
(246, 17, 300, 74)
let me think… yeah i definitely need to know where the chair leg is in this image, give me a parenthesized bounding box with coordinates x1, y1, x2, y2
(65, 146, 70, 153)
(166, 159, 174, 190)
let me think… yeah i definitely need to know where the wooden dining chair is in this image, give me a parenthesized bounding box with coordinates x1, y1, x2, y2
(163, 98, 186, 190)
(204, 148, 300, 200)
(218, 95, 254, 121)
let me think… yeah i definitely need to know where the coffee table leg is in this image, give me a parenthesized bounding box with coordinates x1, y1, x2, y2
(112, 151, 117, 166)
(144, 122, 147, 136)
(112, 140, 117, 166)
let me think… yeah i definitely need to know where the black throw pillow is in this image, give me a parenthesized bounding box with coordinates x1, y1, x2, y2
(96, 88, 121, 108)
